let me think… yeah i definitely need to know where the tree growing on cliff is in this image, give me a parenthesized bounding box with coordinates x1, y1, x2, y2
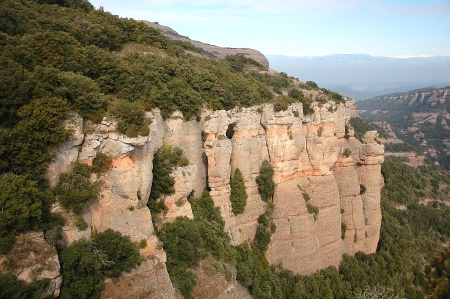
(148, 144, 189, 215)
(230, 168, 247, 215)
(256, 160, 276, 202)
(54, 162, 99, 215)
(0, 174, 46, 253)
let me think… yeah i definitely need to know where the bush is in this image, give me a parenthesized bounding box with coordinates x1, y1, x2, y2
(230, 168, 247, 215)
(148, 144, 189, 214)
(341, 222, 347, 239)
(158, 216, 204, 298)
(360, 184, 367, 195)
(343, 148, 352, 158)
(273, 96, 295, 112)
(256, 160, 276, 202)
(189, 190, 232, 260)
(91, 152, 112, 174)
(109, 100, 150, 137)
(92, 229, 141, 277)
(59, 239, 105, 299)
(0, 174, 46, 253)
(55, 162, 99, 215)
(306, 203, 319, 220)
(0, 273, 50, 299)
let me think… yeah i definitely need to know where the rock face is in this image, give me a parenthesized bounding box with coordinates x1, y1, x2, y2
(47, 98, 384, 294)
(0, 232, 62, 297)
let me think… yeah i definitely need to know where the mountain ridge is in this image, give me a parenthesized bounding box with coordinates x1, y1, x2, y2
(357, 85, 450, 169)
(143, 21, 270, 68)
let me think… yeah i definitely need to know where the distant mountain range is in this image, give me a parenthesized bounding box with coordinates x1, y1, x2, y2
(268, 54, 450, 100)
(356, 86, 450, 169)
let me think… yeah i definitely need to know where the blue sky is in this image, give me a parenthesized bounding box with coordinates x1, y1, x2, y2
(89, 0, 450, 57)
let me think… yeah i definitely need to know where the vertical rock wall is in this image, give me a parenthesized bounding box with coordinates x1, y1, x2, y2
(202, 100, 384, 275)
(47, 98, 384, 292)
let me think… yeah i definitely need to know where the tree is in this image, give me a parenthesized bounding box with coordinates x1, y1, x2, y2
(425, 247, 450, 298)
(256, 160, 276, 202)
(54, 162, 99, 215)
(158, 216, 204, 298)
(59, 239, 105, 299)
(148, 144, 188, 214)
(0, 174, 45, 253)
(92, 229, 140, 277)
(230, 168, 247, 214)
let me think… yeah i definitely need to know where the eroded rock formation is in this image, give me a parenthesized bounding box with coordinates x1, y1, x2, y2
(46, 98, 384, 295)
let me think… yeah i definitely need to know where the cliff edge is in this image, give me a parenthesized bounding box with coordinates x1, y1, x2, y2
(46, 95, 384, 296)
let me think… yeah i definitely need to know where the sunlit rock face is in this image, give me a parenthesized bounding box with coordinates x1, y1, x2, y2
(48, 98, 383, 286)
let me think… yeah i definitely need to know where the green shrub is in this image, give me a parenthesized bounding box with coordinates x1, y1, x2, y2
(59, 239, 104, 299)
(230, 168, 248, 215)
(158, 216, 204, 298)
(274, 96, 294, 112)
(55, 162, 99, 215)
(0, 174, 46, 253)
(189, 190, 232, 260)
(303, 191, 311, 202)
(344, 125, 350, 139)
(0, 273, 50, 299)
(318, 126, 324, 137)
(110, 100, 150, 137)
(360, 184, 367, 195)
(306, 203, 319, 220)
(256, 160, 276, 202)
(343, 148, 352, 158)
(341, 222, 347, 239)
(92, 229, 141, 277)
(91, 152, 112, 174)
(75, 216, 88, 231)
(148, 144, 189, 214)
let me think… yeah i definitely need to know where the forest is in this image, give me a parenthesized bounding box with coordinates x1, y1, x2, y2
(0, 0, 449, 298)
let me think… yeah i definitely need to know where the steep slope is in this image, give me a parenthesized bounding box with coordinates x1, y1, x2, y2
(47, 98, 383, 287)
(0, 1, 384, 297)
(357, 86, 450, 169)
(144, 21, 270, 68)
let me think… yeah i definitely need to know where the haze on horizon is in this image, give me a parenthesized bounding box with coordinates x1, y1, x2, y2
(89, 0, 450, 58)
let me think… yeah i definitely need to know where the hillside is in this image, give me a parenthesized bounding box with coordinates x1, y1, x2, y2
(357, 86, 450, 169)
(143, 21, 270, 68)
(0, 1, 449, 299)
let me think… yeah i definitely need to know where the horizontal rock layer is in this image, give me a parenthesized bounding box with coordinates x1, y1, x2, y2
(47, 98, 384, 294)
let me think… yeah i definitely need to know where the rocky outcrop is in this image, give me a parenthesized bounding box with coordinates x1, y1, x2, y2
(47, 97, 384, 290)
(0, 232, 62, 297)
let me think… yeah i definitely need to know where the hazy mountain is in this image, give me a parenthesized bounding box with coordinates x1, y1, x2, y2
(356, 86, 450, 169)
(268, 54, 450, 100)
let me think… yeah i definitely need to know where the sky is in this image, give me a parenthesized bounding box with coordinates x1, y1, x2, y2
(88, 0, 450, 57)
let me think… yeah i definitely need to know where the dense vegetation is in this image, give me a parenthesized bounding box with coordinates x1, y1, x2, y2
(230, 158, 450, 299)
(256, 160, 276, 202)
(59, 229, 140, 299)
(229, 168, 248, 214)
(357, 87, 450, 169)
(1, 1, 448, 298)
(158, 190, 234, 298)
(147, 144, 189, 214)
(349, 117, 389, 142)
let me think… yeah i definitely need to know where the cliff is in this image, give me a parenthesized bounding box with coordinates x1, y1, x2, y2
(44, 97, 384, 296)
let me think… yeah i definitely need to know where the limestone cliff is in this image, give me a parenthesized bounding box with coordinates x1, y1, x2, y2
(47, 98, 383, 295)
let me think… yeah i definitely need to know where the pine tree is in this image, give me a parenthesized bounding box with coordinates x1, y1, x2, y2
(230, 168, 247, 215)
